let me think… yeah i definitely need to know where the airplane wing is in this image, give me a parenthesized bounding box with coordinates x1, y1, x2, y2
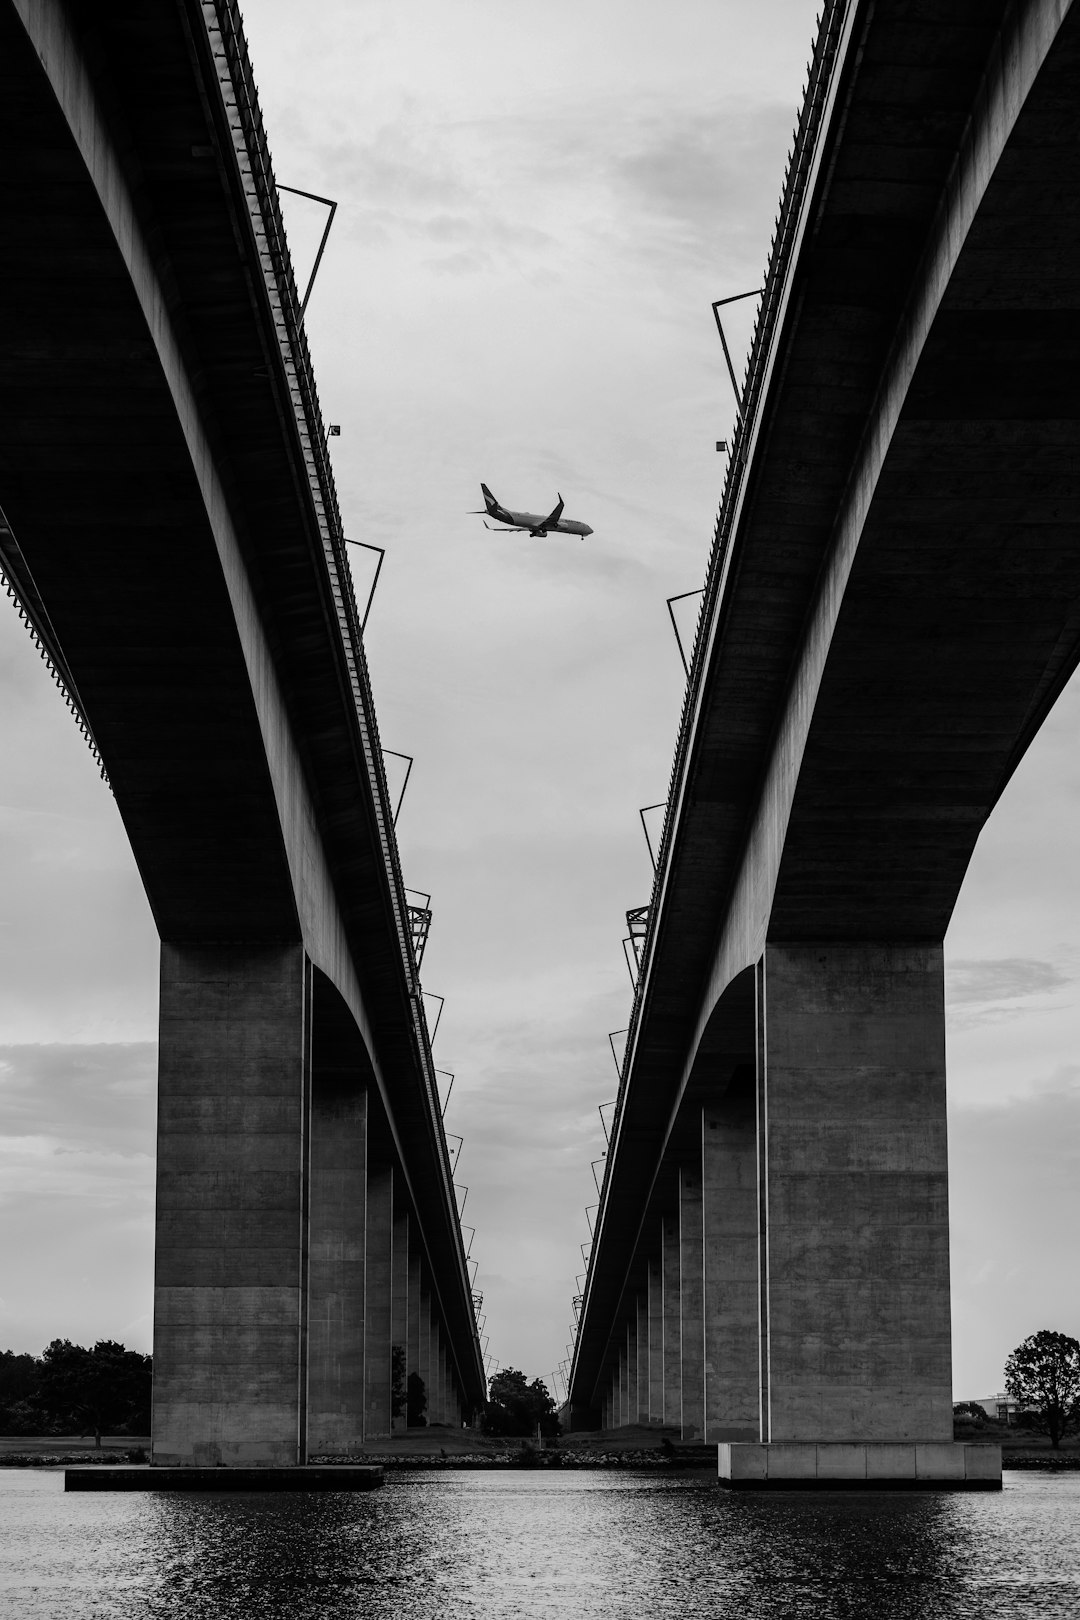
(541, 493, 565, 530)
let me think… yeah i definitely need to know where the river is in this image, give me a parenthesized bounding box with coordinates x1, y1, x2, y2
(2, 1468, 1078, 1618)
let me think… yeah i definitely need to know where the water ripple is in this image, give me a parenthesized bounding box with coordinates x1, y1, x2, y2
(1, 1469, 1078, 1619)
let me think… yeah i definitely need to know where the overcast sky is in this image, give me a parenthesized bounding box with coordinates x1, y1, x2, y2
(1, 0, 1078, 1405)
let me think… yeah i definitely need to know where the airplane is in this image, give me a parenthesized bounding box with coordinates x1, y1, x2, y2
(470, 483, 593, 538)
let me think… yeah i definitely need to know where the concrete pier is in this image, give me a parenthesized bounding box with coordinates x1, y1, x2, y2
(307, 1073, 368, 1458)
(661, 1215, 681, 1428)
(678, 1166, 704, 1441)
(151, 947, 473, 1465)
(364, 1163, 393, 1441)
(590, 943, 1000, 1483)
(647, 1259, 663, 1423)
(636, 1294, 650, 1424)
(760, 946, 954, 1451)
(152, 944, 310, 1468)
(702, 1088, 757, 1445)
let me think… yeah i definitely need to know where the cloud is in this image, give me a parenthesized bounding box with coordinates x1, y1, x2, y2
(608, 101, 797, 267)
(947, 957, 1071, 1005)
(0, 1043, 156, 1157)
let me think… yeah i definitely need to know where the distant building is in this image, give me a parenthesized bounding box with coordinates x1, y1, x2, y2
(965, 1394, 1025, 1424)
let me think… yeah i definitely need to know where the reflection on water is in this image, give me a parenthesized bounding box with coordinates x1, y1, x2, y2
(2, 1469, 1079, 1619)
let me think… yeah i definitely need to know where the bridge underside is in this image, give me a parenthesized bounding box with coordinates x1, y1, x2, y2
(574, 0, 1080, 1487)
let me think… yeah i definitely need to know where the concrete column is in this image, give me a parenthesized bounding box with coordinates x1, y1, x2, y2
(679, 1159, 705, 1440)
(647, 1257, 663, 1423)
(616, 1344, 627, 1427)
(703, 1082, 759, 1443)
(439, 1341, 451, 1426)
(364, 1162, 393, 1440)
(152, 942, 309, 1467)
(391, 1201, 409, 1430)
(758, 944, 954, 1444)
(432, 1319, 444, 1425)
(661, 1213, 681, 1428)
(429, 1324, 443, 1424)
(407, 1249, 422, 1424)
(418, 1284, 432, 1423)
(636, 1293, 650, 1424)
(307, 1071, 367, 1456)
(625, 1316, 638, 1428)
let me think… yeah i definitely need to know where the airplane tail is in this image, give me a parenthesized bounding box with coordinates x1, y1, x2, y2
(480, 482, 499, 515)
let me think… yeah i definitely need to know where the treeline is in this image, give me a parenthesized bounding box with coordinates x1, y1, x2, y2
(0, 1340, 151, 1445)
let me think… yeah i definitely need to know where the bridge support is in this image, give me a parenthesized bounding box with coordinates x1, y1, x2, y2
(661, 1213, 681, 1426)
(647, 1258, 663, 1422)
(758, 944, 952, 1444)
(678, 1165, 705, 1439)
(590, 944, 998, 1481)
(636, 1293, 649, 1424)
(702, 1081, 758, 1443)
(307, 1060, 368, 1456)
(391, 1198, 409, 1430)
(151, 946, 465, 1463)
(152, 943, 310, 1467)
(364, 1162, 394, 1441)
(719, 942, 999, 1486)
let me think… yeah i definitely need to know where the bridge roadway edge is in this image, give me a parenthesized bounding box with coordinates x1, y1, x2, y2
(572, 0, 1076, 1484)
(0, 0, 484, 1453)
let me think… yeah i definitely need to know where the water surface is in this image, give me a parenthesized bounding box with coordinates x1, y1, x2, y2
(2, 1468, 1078, 1618)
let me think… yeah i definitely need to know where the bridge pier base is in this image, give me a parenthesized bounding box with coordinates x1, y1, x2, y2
(718, 1441, 1001, 1489)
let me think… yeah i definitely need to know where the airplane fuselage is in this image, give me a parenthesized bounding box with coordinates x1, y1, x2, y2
(500, 508, 593, 538)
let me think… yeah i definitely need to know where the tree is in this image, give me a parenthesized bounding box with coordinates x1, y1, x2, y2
(35, 1340, 152, 1448)
(482, 1368, 558, 1437)
(952, 1401, 988, 1424)
(0, 1350, 47, 1436)
(1004, 1329, 1080, 1449)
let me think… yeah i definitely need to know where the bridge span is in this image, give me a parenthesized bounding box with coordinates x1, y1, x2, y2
(570, 0, 1080, 1487)
(0, 0, 483, 1461)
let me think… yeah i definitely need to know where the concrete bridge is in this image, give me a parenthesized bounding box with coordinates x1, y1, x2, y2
(0, 0, 483, 1461)
(569, 0, 1080, 1487)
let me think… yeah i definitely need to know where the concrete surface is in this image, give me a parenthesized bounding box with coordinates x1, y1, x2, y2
(718, 1442, 1002, 1490)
